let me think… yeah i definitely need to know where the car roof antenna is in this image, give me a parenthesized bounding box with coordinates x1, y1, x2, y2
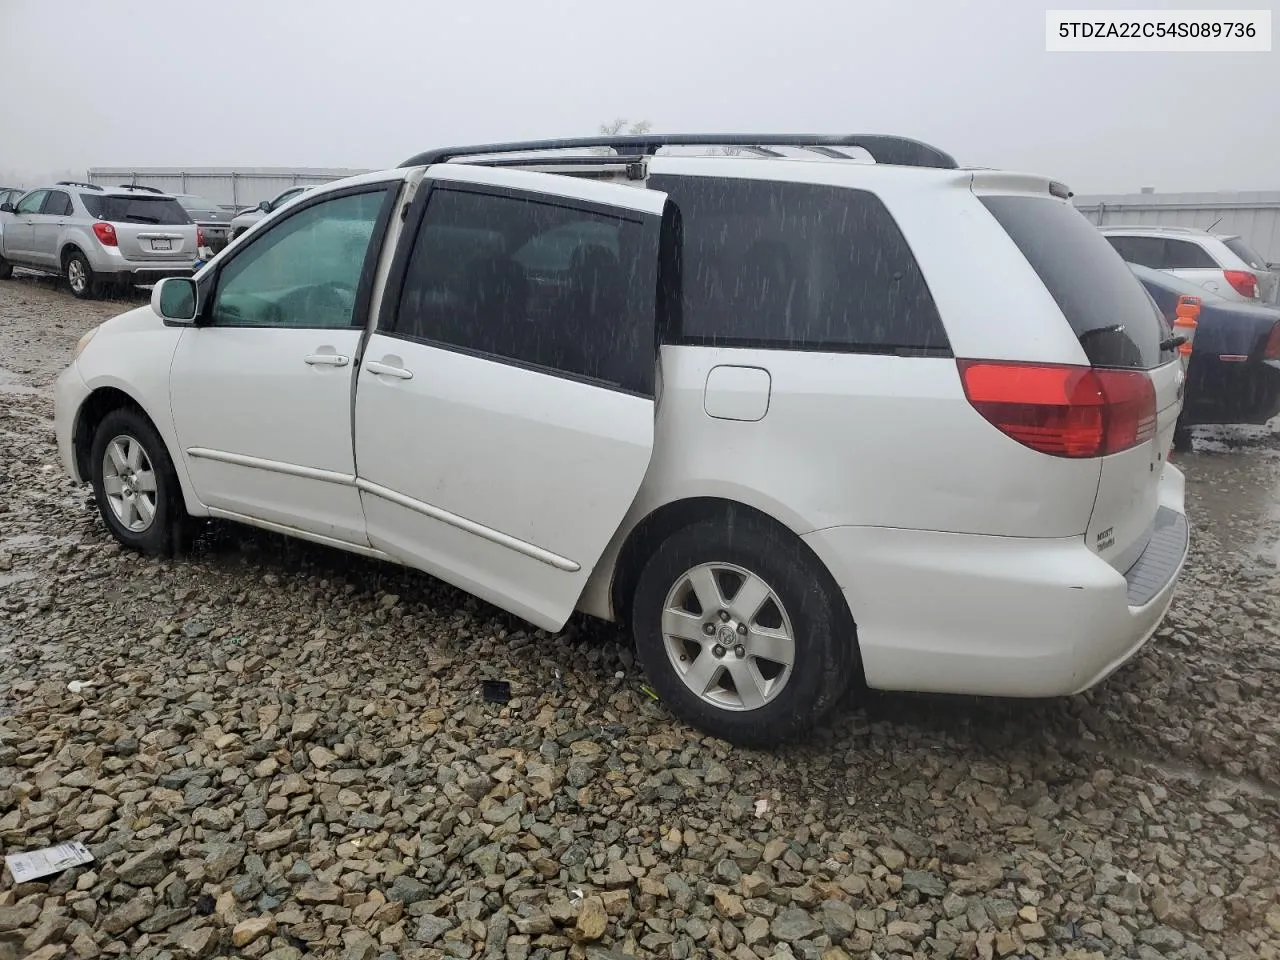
(1206, 215, 1223, 233)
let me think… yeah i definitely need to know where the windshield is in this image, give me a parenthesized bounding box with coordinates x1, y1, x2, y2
(82, 194, 192, 225)
(177, 196, 222, 217)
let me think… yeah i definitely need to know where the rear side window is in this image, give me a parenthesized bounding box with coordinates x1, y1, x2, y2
(43, 191, 73, 216)
(392, 187, 658, 396)
(649, 175, 948, 355)
(1223, 236, 1266, 270)
(81, 195, 192, 225)
(1162, 238, 1217, 270)
(982, 196, 1163, 369)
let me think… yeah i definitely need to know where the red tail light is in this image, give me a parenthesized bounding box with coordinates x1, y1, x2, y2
(1224, 269, 1258, 299)
(92, 222, 117, 247)
(958, 360, 1156, 458)
(1265, 322, 1280, 361)
(197, 227, 205, 248)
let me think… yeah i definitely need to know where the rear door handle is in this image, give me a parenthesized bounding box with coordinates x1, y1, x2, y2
(365, 361, 413, 380)
(304, 353, 349, 367)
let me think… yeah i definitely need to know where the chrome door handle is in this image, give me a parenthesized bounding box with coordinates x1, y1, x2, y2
(365, 361, 413, 380)
(304, 353, 349, 367)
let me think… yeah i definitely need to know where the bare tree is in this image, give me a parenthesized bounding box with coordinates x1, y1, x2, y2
(599, 118, 652, 137)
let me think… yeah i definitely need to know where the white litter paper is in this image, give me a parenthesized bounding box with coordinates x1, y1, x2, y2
(4, 841, 95, 883)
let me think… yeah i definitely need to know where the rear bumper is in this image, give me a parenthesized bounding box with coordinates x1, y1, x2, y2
(803, 464, 1189, 698)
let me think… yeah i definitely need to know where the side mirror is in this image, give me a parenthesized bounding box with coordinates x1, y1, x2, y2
(258, 200, 272, 213)
(152, 277, 198, 324)
(0, 202, 13, 214)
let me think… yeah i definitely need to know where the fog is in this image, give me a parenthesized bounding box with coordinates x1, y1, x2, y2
(1, 0, 1274, 193)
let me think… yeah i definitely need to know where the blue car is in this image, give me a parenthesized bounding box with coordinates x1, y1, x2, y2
(1131, 263, 1280, 449)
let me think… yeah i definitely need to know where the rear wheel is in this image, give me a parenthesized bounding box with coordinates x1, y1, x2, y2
(89, 408, 188, 555)
(630, 514, 855, 746)
(64, 250, 99, 300)
(1173, 419, 1193, 453)
(0, 255, 12, 280)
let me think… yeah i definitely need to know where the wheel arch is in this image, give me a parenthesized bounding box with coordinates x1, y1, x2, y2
(72, 384, 206, 516)
(60, 240, 87, 267)
(607, 496, 858, 645)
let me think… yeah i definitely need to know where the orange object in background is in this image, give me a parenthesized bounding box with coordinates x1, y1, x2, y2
(1174, 294, 1200, 358)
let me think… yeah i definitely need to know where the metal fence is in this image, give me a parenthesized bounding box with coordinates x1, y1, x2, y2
(86, 167, 372, 210)
(1074, 190, 1280, 264)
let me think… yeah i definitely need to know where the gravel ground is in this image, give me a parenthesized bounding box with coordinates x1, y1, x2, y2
(1, 273, 1278, 960)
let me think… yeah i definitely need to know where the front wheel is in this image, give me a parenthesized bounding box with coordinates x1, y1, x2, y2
(89, 408, 188, 555)
(630, 515, 856, 747)
(65, 250, 99, 300)
(0, 254, 12, 280)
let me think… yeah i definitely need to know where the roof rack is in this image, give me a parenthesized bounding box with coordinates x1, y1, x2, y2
(116, 183, 164, 194)
(57, 180, 104, 191)
(400, 134, 958, 171)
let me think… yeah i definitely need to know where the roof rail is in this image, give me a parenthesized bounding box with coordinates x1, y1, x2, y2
(400, 134, 958, 170)
(57, 180, 104, 191)
(116, 183, 164, 194)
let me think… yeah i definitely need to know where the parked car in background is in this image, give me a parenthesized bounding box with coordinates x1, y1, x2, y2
(0, 181, 199, 299)
(1101, 224, 1279, 305)
(1131, 263, 1280, 449)
(53, 133, 1189, 745)
(172, 193, 235, 255)
(0, 186, 24, 209)
(228, 184, 314, 241)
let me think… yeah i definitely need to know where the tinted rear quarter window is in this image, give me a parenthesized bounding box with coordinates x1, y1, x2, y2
(1223, 236, 1266, 270)
(82, 195, 192, 225)
(649, 175, 948, 355)
(982, 196, 1163, 369)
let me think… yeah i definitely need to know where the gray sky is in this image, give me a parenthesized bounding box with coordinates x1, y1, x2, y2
(1, 0, 1274, 194)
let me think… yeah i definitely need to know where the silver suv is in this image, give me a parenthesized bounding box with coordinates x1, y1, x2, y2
(0, 181, 199, 299)
(1100, 224, 1279, 305)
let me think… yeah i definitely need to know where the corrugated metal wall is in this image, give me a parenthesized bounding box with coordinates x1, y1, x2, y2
(1074, 191, 1280, 264)
(85, 167, 373, 209)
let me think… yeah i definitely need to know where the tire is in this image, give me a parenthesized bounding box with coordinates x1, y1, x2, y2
(89, 408, 188, 555)
(64, 249, 99, 300)
(1173, 420, 1193, 453)
(0, 255, 12, 280)
(630, 514, 856, 747)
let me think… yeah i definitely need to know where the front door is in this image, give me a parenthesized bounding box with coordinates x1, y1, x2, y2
(169, 183, 400, 545)
(353, 166, 668, 630)
(5, 189, 47, 261)
(33, 190, 73, 265)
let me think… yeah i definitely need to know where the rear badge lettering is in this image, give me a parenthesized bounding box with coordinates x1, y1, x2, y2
(1096, 527, 1115, 551)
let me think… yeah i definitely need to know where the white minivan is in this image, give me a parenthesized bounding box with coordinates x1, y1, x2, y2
(54, 134, 1190, 746)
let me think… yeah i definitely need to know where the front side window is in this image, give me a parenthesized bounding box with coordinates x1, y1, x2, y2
(1105, 235, 1164, 269)
(393, 187, 657, 395)
(649, 175, 949, 354)
(275, 187, 306, 207)
(15, 190, 48, 215)
(210, 189, 388, 329)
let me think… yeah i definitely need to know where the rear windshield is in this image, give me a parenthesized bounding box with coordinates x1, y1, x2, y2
(81, 195, 192, 225)
(177, 196, 221, 216)
(981, 196, 1163, 369)
(1223, 236, 1266, 270)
